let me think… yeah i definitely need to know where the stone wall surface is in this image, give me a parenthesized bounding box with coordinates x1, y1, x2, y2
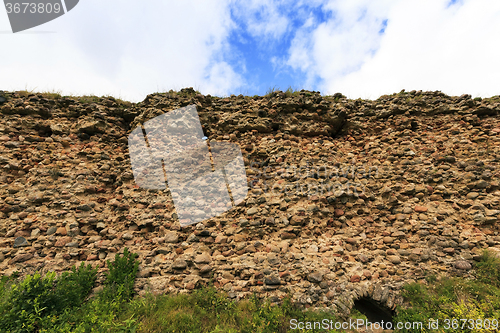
(0, 88, 499, 317)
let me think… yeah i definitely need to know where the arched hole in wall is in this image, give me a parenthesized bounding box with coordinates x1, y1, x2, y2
(353, 297, 394, 325)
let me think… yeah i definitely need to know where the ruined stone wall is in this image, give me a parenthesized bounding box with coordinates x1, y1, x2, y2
(0, 88, 499, 316)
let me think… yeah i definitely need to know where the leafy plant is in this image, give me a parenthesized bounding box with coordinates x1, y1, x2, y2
(102, 247, 140, 301)
(53, 262, 98, 311)
(0, 271, 58, 332)
(0, 263, 98, 332)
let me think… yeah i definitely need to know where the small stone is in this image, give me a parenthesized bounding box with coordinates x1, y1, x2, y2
(55, 236, 72, 247)
(350, 275, 361, 283)
(357, 254, 369, 263)
(76, 204, 92, 211)
(199, 265, 212, 274)
(172, 258, 188, 270)
(476, 180, 489, 189)
(264, 275, 281, 285)
(443, 247, 455, 254)
(9, 253, 33, 264)
(383, 236, 394, 244)
(194, 252, 211, 264)
(13, 236, 29, 248)
(121, 233, 134, 240)
(31, 229, 40, 238)
(279, 271, 290, 278)
(46, 226, 57, 235)
(386, 249, 398, 256)
(307, 272, 323, 283)
(444, 156, 456, 163)
(467, 192, 480, 199)
(345, 238, 357, 245)
(334, 209, 344, 217)
(454, 260, 472, 270)
(157, 247, 170, 255)
(215, 234, 228, 243)
(164, 231, 179, 243)
(138, 268, 153, 278)
(290, 216, 304, 226)
(186, 233, 200, 243)
(56, 227, 67, 236)
(265, 217, 275, 225)
(414, 206, 428, 212)
(430, 194, 442, 201)
(281, 232, 296, 239)
(387, 255, 401, 264)
(246, 207, 259, 215)
(185, 282, 196, 290)
(332, 245, 344, 254)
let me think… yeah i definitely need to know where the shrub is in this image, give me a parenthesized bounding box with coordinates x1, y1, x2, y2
(53, 262, 98, 311)
(0, 263, 98, 333)
(102, 248, 140, 301)
(0, 271, 58, 332)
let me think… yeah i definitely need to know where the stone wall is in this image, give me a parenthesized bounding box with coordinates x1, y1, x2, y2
(0, 88, 499, 317)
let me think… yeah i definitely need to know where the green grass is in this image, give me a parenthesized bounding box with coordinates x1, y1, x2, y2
(14, 89, 63, 100)
(265, 85, 279, 97)
(10, 89, 132, 107)
(0, 249, 339, 333)
(117, 287, 337, 333)
(2, 247, 500, 333)
(264, 86, 300, 98)
(158, 88, 201, 97)
(8, 88, 497, 106)
(394, 249, 500, 332)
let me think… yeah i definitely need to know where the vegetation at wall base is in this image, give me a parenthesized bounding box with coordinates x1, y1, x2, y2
(1, 249, 500, 332)
(394, 249, 500, 333)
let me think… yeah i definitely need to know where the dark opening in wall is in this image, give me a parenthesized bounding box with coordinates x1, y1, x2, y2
(353, 297, 394, 325)
(34, 123, 53, 137)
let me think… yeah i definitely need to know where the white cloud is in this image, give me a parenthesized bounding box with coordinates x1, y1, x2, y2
(286, 0, 500, 99)
(0, 0, 241, 101)
(287, 0, 397, 93)
(229, 0, 291, 40)
(2, 0, 499, 101)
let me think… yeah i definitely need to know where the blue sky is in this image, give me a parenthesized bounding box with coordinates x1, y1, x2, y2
(1, 0, 499, 102)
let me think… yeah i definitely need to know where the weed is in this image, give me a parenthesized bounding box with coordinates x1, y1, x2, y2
(102, 247, 140, 301)
(265, 86, 280, 97)
(394, 250, 500, 332)
(284, 86, 300, 98)
(475, 249, 500, 287)
(53, 262, 98, 310)
(0, 271, 58, 332)
(77, 95, 102, 104)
